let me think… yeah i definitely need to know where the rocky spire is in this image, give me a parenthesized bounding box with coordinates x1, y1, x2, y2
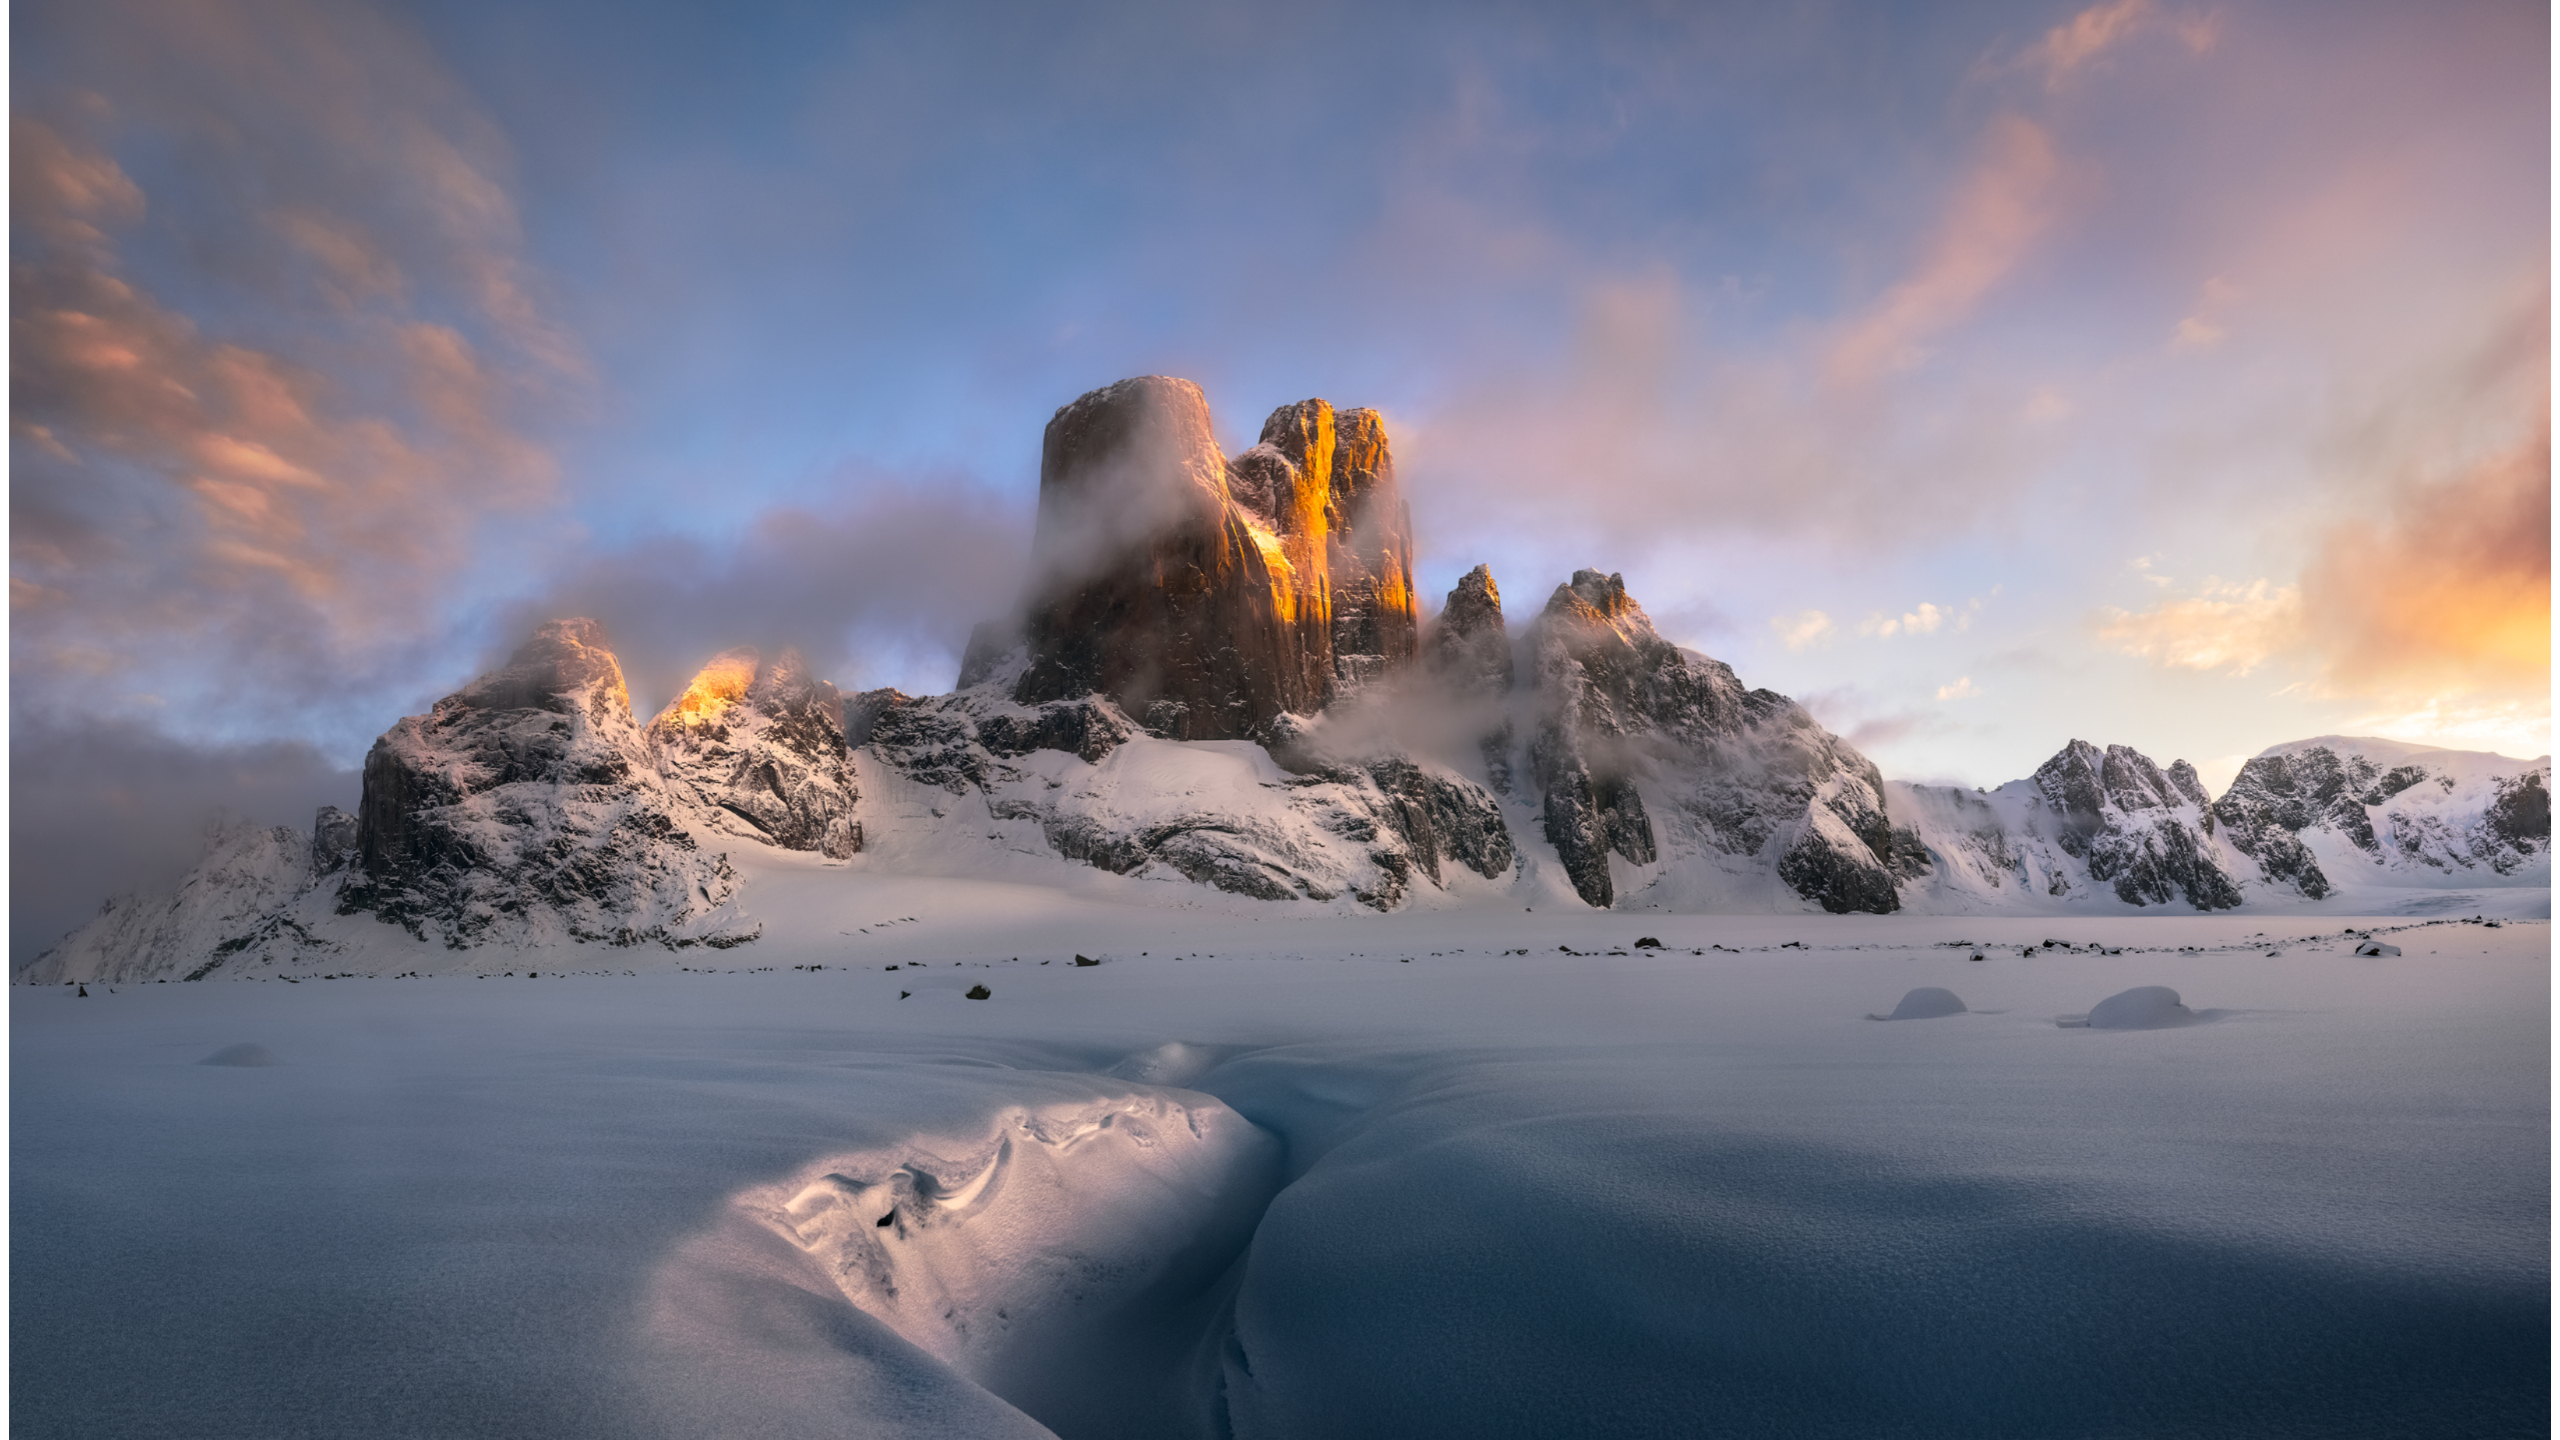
(2032, 740, 2241, 909)
(1527, 570, 1901, 913)
(1263, 401, 1417, 691)
(1012, 376, 1325, 739)
(1426, 563, 1517, 792)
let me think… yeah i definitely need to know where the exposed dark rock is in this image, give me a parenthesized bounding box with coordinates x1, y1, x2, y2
(1365, 756, 1515, 883)
(856, 689, 989, 793)
(1013, 376, 1324, 740)
(973, 696, 1139, 765)
(1427, 563, 1517, 793)
(2031, 740, 2240, 909)
(311, 806, 358, 874)
(2215, 740, 2551, 891)
(1527, 569, 1894, 913)
(649, 647, 861, 859)
(2487, 770, 2550, 846)
(340, 619, 755, 949)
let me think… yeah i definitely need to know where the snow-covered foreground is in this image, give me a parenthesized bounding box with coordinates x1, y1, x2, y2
(15, 889, 2548, 1438)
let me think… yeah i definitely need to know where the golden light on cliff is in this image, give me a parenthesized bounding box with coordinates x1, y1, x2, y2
(669, 650, 757, 727)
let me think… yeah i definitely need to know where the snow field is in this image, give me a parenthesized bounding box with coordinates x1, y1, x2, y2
(14, 906, 2548, 1438)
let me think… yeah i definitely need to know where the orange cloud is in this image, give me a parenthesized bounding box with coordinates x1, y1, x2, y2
(2299, 421, 2550, 699)
(2094, 579, 2304, 674)
(1826, 114, 2061, 385)
(10, 96, 572, 714)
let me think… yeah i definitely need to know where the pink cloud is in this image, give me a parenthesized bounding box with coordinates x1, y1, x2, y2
(1825, 113, 2062, 385)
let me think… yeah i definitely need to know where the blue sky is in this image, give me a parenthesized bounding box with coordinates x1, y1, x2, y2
(10, 0, 2548, 951)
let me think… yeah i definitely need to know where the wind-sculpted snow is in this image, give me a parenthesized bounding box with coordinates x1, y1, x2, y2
(16, 911, 2549, 1437)
(1526, 569, 1899, 913)
(648, 646, 861, 859)
(2214, 737, 2551, 900)
(338, 619, 759, 950)
(709, 1089, 1280, 1436)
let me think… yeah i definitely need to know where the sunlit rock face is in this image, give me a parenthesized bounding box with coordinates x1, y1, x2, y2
(2213, 739, 2551, 897)
(1008, 379, 1421, 740)
(649, 647, 861, 860)
(2030, 740, 2241, 910)
(1425, 564, 1517, 794)
(341, 619, 757, 949)
(1013, 376, 1318, 740)
(1256, 399, 1419, 694)
(1529, 570, 1898, 912)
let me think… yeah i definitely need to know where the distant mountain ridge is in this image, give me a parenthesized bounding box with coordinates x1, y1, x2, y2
(22, 376, 2549, 982)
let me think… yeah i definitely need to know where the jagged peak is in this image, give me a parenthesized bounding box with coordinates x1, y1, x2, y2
(657, 646, 762, 732)
(453, 617, 631, 719)
(1545, 569, 1643, 622)
(650, 645, 841, 739)
(1444, 564, 1502, 631)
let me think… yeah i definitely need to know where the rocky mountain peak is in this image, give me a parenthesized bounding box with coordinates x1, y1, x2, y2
(2213, 738, 2549, 898)
(339, 618, 755, 949)
(1009, 377, 1427, 740)
(649, 647, 860, 860)
(2028, 739, 2238, 908)
(1550, 569, 1643, 625)
(453, 617, 631, 720)
(1438, 564, 1505, 639)
(1425, 563, 1517, 794)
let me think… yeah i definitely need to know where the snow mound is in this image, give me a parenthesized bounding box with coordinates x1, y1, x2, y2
(721, 1087, 1281, 1431)
(1871, 986, 1966, 1020)
(198, 1043, 278, 1067)
(2353, 940, 2402, 957)
(2083, 985, 2196, 1030)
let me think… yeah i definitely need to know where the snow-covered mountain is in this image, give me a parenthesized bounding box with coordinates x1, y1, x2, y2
(1523, 569, 1903, 914)
(2212, 736, 2549, 900)
(21, 376, 2548, 980)
(648, 646, 862, 859)
(1888, 740, 2243, 914)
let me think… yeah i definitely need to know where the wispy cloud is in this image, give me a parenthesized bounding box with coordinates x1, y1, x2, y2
(1825, 113, 2063, 386)
(1772, 610, 1835, 650)
(1991, 0, 2221, 92)
(2093, 578, 2303, 674)
(10, 0, 583, 740)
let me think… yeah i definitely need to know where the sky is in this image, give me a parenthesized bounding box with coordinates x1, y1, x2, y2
(10, 0, 2550, 957)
